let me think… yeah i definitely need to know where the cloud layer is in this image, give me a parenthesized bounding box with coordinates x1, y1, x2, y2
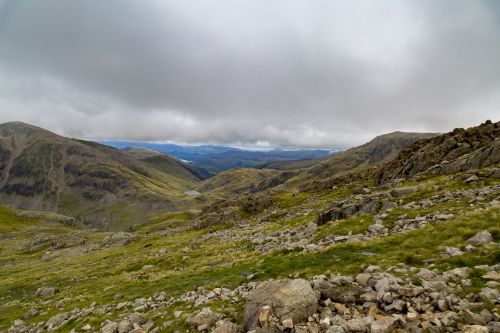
(0, 0, 499, 148)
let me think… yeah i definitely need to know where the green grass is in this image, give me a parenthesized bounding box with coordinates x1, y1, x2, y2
(1, 170, 499, 330)
(2, 202, 498, 327)
(314, 214, 374, 241)
(0, 206, 37, 233)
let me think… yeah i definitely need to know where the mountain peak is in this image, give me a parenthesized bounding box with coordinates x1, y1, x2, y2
(0, 121, 56, 137)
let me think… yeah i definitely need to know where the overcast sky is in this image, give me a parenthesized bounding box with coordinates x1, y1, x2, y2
(0, 0, 499, 148)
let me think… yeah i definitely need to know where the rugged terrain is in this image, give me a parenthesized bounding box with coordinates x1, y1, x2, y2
(0, 121, 499, 333)
(0, 122, 206, 230)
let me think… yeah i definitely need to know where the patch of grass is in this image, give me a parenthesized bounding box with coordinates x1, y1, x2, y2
(314, 214, 374, 241)
(273, 192, 311, 209)
(0, 205, 37, 233)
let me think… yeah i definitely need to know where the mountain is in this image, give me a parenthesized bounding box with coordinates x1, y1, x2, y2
(101, 140, 335, 173)
(376, 120, 500, 184)
(255, 156, 331, 171)
(123, 147, 212, 180)
(291, 131, 438, 184)
(1, 120, 499, 332)
(0, 122, 205, 230)
(195, 168, 283, 197)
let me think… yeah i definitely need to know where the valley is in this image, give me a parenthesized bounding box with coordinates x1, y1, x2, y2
(0, 120, 498, 333)
(101, 141, 335, 175)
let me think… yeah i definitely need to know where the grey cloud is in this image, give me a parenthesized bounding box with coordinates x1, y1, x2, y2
(0, 0, 499, 148)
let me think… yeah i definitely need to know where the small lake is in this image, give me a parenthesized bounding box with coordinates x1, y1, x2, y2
(184, 190, 201, 196)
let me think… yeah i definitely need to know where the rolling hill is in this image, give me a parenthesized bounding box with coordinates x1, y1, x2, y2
(122, 147, 212, 181)
(195, 168, 283, 197)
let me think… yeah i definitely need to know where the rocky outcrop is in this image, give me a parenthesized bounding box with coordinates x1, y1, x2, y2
(300, 132, 437, 184)
(317, 196, 383, 226)
(376, 120, 500, 184)
(241, 265, 500, 333)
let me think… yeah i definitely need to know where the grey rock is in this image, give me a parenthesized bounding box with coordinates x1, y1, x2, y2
(117, 320, 132, 333)
(101, 321, 118, 333)
(422, 280, 448, 292)
(243, 279, 317, 331)
(488, 321, 500, 333)
(23, 309, 38, 319)
(313, 281, 360, 304)
(467, 230, 493, 246)
(370, 316, 398, 333)
(359, 291, 377, 303)
(482, 271, 500, 281)
(346, 318, 367, 332)
(35, 287, 58, 297)
(211, 320, 238, 333)
(416, 268, 437, 281)
(355, 273, 371, 287)
(186, 308, 219, 329)
(380, 201, 398, 211)
(464, 310, 487, 326)
(384, 299, 405, 312)
(326, 325, 346, 333)
(478, 287, 499, 302)
(390, 185, 423, 197)
(445, 246, 464, 256)
(368, 224, 386, 234)
(464, 325, 489, 333)
(45, 312, 69, 331)
(480, 309, 493, 323)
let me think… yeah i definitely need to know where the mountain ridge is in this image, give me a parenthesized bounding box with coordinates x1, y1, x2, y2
(0, 121, 206, 230)
(101, 140, 335, 173)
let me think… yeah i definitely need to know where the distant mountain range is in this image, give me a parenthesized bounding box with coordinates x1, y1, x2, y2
(100, 140, 337, 174)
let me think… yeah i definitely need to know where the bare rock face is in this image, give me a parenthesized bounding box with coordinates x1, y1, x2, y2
(376, 120, 500, 184)
(242, 279, 317, 331)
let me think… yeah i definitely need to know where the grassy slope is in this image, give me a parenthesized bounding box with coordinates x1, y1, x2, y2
(195, 168, 281, 197)
(0, 170, 498, 330)
(0, 123, 206, 230)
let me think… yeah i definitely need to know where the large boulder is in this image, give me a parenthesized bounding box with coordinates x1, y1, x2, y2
(45, 313, 69, 331)
(186, 308, 219, 329)
(312, 280, 361, 304)
(243, 279, 317, 331)
(478, 287, 499, 302)
(211, 320, 238, 333)
(100, 321, 118, 333)
(370, 316, 398, 333)
(35, 287, 58, 297)
(467, 230, 493, 246)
